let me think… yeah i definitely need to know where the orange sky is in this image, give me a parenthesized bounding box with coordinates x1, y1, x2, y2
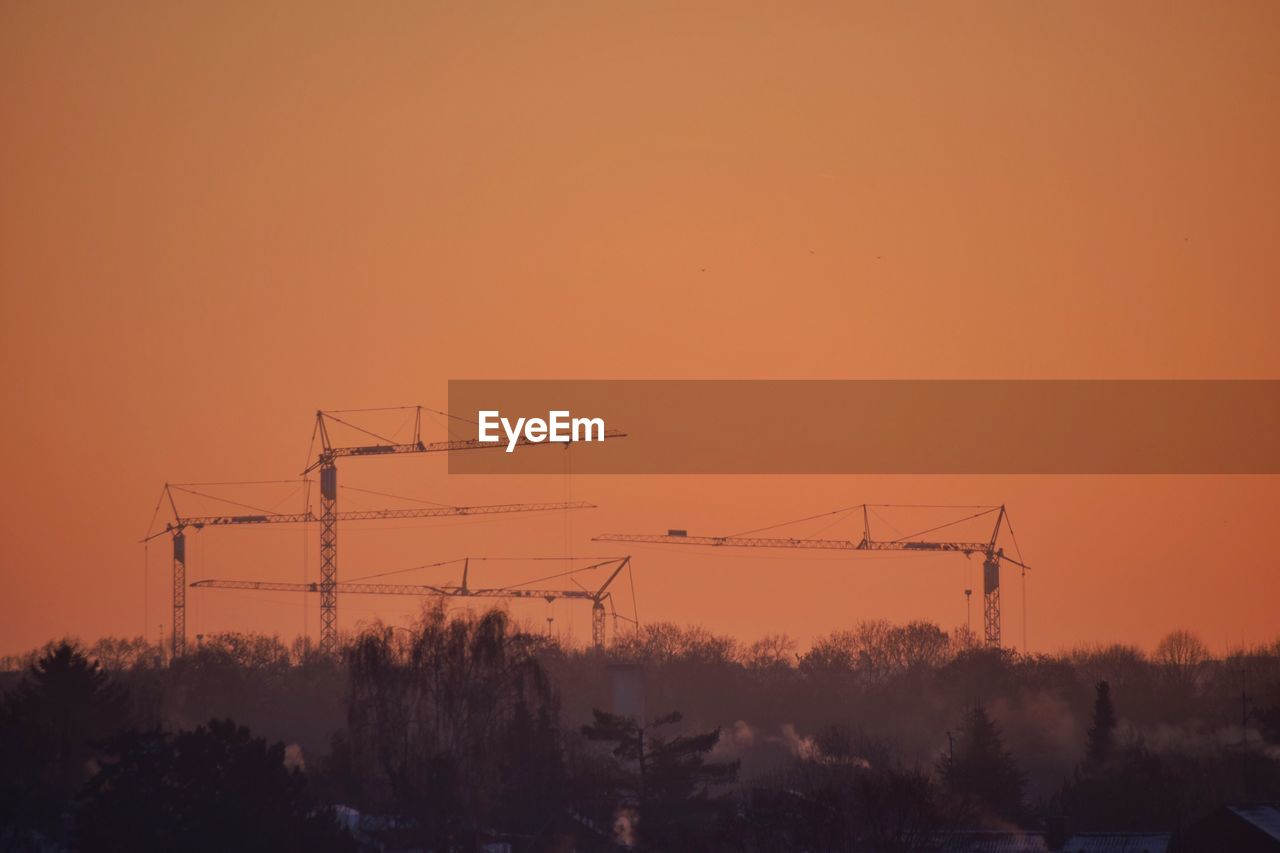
(2, 2, 1278, 657)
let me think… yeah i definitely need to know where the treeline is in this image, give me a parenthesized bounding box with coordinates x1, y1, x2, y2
(3, 614, 1280, 851)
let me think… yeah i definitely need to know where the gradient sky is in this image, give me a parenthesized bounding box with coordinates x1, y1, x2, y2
(2, 2, 1278, 657)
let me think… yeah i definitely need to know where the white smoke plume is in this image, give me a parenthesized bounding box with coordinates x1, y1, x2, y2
(284, 743, 305, 772)
(778, 723, 871, 768)
(612, 806, 639, 848)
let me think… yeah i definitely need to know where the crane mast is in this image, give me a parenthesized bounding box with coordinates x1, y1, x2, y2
(149, 405, 623, 658)
(596, 505, 1027, 648)
(301, 409, 623, 656)
(146, 495, 596, 659)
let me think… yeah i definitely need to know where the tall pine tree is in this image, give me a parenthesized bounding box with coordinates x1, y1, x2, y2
(1087, 680, 1118, 765)
(939, 705, 1025, 823)
(582, 709, 738, 849)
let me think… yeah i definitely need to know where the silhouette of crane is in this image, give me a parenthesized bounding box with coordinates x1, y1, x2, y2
(299, 407, 624, 655)
(192, 556, 634, 650)
(595, 504, 1028, 647)
(143, 480, 597, 658)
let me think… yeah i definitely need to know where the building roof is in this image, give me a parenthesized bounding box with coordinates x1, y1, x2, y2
(1228, 805, 1280, 843)
(1061, 832, 1171, 853)
(930, 830, 1050, 853)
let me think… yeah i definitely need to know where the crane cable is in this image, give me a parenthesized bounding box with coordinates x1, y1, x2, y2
(729, 504, 1001, 541)
(326, 406, 421, 414)
(169, 479, 304, 486)
(168, 485, 276, 516)
(143, 539, 150, 640)
(887, 506, 1001, 544)
(339, 484, 457, 509)
(304, 416, 319, 471)
(730, 505, 866, 537)
(493, 558, 621, 591)
(564, 441, 573, 587)
(143, 487, 167, 540)
(628, 559, 640, 632)
(1004, 511, 1029, 651)
(347, 555, 621, 585)
(302, 483, 310, 647)
(264, 481, 307, 514)
(322, 406, 479, 448)
(348, 557, 467, 583)
(419, 405, 478, 427)
(142, 486, 166, 636)
(321, 412, 399, 446)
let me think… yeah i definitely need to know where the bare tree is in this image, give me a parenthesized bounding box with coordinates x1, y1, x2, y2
(1154, 629, 1209, 688)
(739, 633, 797, 669)
(800, 620, 952, 681)
(612, 622, 738, 665)
(1069, 643, 1149, 694)
(888, 621, 951, 672)
(344, 605, 562, 847)
(86, 636, 161, 672)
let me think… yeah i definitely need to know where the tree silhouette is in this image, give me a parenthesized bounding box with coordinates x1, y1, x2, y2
(1154, 629, 1208, 687)
(745, 726, 944, 852)
(496, 696, 568, 838)
(1087, 680, 1118, 765)
(8, 618, 1280, 848)
(1053, 743, 1193, 833)
(343, 606, 563, 849)
(75, 718, 354, 853)
(739, 633, 797, 669)
(800, 620, 954, 683)
(582, 709, 738, 849)
(0, 642, 132, 840)
(939, 706, 1025, 824)
(1258, 696, 1280, 746)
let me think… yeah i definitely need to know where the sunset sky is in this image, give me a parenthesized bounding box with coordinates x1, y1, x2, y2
(2, 2, 1277, 657)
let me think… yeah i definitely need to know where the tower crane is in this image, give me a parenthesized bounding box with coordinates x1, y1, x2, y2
(142, 483, 596, 659)
(595, 505, 1028, 648)
(192, 556, 634, 650)
(301, 407, 626, 655)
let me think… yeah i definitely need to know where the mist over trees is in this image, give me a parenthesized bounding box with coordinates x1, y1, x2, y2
(3, 616, 1280, 851)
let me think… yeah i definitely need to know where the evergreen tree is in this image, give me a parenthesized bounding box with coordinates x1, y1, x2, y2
(1087, 680, 1118, 765)
(939, 705, 1025, 823)
(0, 642, 132, 839)
(75, 718, 355, 853)
(582, 709, 738, 849)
